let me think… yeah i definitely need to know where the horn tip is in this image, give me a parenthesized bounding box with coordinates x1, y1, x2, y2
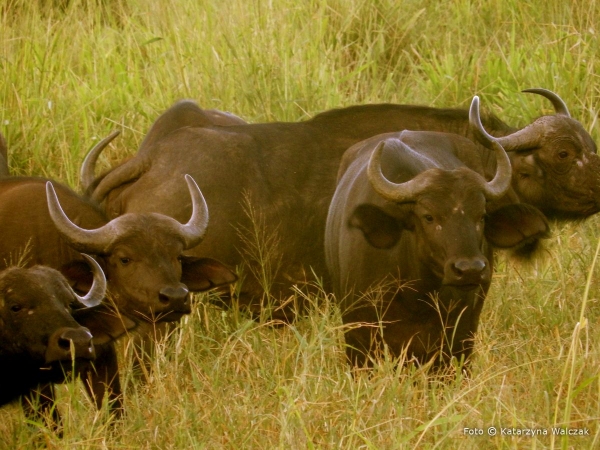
(368, 140, 387, 165)
(184, 174, 200, 189)
(468, 95, 481, 123)
(45, 181, 57, 197)
(80, 253, 103, 277)
(80, 253, 95, 264)
(522, 87, 545, 94)
(77, 253, 106, 307)
(186, 174, 206, 194)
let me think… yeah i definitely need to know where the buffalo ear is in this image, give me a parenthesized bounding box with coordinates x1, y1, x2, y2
(348, 203, 407, 249)
(485, 203, 550, 250)
(72, 306, 137, 346)
(60, 260, 96, 294)
(181, 257, 238, 292)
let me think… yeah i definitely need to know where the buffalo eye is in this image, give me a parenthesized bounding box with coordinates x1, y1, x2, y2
(558, 150, 569, 159)
(10, 304, 22, 313)
(424, 214, 434, 223)
(120, 257, 131, 265)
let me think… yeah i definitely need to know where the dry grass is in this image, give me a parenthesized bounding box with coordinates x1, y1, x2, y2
(1, 0, 600, 448)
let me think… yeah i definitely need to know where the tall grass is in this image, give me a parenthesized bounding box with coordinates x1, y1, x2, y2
(1, 0, 600, 448)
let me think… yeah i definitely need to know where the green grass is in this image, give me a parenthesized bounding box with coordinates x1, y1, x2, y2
(1, 0, 600, 448)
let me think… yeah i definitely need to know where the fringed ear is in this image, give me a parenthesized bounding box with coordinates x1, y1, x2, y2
(181, 257, 238, 292)
(485, 203, 550, 258)
(348, 203, 410, 249)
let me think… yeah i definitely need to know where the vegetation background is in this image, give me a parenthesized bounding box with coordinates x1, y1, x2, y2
(1, 0, 599, 448)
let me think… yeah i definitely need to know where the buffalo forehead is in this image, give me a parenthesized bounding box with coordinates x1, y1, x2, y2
(0, 267, 73, 306)
(538, 116, 594, 150)
(108, 216, 186, 253)
(414, 178, 487, 216)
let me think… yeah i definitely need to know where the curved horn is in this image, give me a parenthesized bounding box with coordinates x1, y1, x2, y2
(46, 182, 115, 253)
(91, 158, 149, 204)
(367, 140, 434, 203)
(495, 124, 542, 152)
(523, 88, 570, 117)
(80, 130, 121, 190)
(496, 88, 570, 152)
(469, 96, 512, 200)
(176, 174, 209, 249)
(73, 254, 107, 307)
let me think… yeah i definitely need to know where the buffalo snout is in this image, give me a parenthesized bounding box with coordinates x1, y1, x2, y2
(158, 285, 191, 314)
(445, 257, 489, 288)
(45, 327, 95, 364)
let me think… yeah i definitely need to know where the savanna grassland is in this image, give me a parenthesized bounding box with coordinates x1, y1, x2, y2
(1, 0, 600, 448)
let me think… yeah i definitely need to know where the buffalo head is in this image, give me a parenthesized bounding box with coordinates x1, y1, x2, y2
(498, 89, 600, 219)
(335, 97, 550, 367)
(46, 175, 237, 323)
(362, 97, 514, 289)
(0, 255, 105, 376)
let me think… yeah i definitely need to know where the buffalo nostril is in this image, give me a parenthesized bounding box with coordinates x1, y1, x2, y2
(60, 328, 93, 346)
(60, 328, 94, 358)
(46, 327, 95, 363)
(57, 337, 72, 351)
(159, 286, 189, 304)
(452, 259, 486, 277)
(157, 286, 192, 315)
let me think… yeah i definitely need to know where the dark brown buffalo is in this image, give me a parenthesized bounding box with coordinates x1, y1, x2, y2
(325, 97, 550, 368)
(0, 173, 236, 406)
(0, 256, 132, 427)
(81, 90, 596, 318)
(0, 176, 236, 324)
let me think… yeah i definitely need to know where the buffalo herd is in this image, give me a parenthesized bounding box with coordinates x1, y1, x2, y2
(1, 89, 598, 430)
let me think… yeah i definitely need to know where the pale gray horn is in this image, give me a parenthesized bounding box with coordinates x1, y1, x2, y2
(46, 182, 115, 253)
(496, 123, 542, 152)
(469, 96, 512, 200)
(496, 88, 570, 152)
(80, 130, 121, 190)
(176, 174, 209, 249)
(523, 88, 570, 117)
(73, 254, 107, 307)
(367, 140, 435, 203)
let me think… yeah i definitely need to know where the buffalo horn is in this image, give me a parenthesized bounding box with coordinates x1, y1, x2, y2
(522, 88, 570, 117)
(80, 130, 121, 190)
(176, 174, 209, 249)
(367, 140, 438, 203)
(469, 96, 512, 200)
(47, 174, 208, 253)
(72, 254, 107, 307)
(368, 97, 512, 203)
(497, 88, 570, 151)
(46, 182, 116, 253)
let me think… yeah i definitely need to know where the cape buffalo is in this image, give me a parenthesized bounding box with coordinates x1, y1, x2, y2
(325, 97, 549, 368)
(0, 175, 236, 324)
(80, 90, 596, 319)
(0, 255, 132, 427)
(0, 173, 237, 396)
